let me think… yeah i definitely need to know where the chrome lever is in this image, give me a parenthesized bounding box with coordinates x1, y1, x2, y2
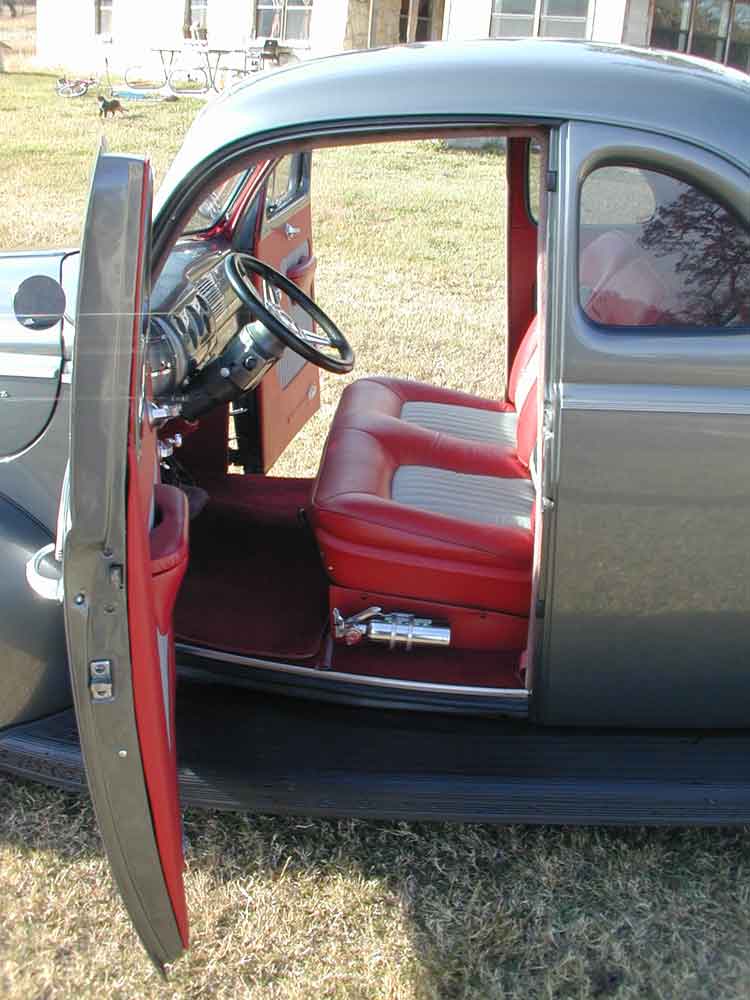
(332, 606, 382, 646)
(284, 223, 301, 239)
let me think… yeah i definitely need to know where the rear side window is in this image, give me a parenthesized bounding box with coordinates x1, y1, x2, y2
(579, 165, 750, 329)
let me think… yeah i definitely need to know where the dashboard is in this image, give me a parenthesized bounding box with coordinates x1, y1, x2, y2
(149, 238, 286, 420)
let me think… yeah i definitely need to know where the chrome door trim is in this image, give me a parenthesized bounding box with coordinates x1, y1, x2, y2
(0, 352, 61, 380)
(562, 383, 750, 415)
(176, 641, 530, 699)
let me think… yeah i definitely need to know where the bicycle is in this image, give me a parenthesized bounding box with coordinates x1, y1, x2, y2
(55, 55, 114, 99)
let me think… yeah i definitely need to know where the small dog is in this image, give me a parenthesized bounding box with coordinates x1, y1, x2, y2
(98, 95, 125, 118)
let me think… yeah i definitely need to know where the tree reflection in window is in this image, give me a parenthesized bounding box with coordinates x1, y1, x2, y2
(638, 178, 750, 327)
(579, 165, 750, 329)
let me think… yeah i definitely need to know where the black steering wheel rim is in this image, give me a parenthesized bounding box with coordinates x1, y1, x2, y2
(224, 252, 354, 374)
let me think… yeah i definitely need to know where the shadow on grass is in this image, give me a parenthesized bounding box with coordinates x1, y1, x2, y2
(3, 770, 749, 997)
(177, 810, 750, 996)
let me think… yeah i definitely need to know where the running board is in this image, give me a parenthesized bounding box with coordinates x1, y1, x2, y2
(2, 683, 750, 825)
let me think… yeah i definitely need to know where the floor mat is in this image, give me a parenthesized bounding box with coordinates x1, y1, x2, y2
(175, 476, 328, 660)
(330, 642, 523, 689)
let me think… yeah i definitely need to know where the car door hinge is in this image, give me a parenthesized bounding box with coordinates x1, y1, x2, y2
(89, 659, 114, 702)
(546, 170, 558, 192)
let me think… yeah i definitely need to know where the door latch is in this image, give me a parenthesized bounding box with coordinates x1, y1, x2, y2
(89, 659, 114, 701)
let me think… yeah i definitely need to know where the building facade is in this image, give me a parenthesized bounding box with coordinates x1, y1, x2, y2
(35, 1, 750, 76)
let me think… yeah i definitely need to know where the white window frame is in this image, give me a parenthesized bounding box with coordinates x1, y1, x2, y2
(489, 1, 594, 40)
(254, 0, 314, 43)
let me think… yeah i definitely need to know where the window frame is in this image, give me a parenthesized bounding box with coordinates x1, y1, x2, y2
(261, 152, 310, 235)
(526, 138, 542, 224)
(94, 0, 113, 36)
(648, 0, 750, 71)
(255, 0, 314, 44)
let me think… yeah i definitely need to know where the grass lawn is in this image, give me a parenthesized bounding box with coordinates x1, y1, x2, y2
(1, 69, 750, 1000)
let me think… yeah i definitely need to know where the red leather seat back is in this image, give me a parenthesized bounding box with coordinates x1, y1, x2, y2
(586, 255, 674, 327)
(515, 378, 538, 470)
(580, 230, 636, 294)
(507, 316, 538, 408)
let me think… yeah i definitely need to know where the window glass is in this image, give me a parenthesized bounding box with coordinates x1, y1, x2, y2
(490, 0, 536, 37)
(183, 172, 245, 234)
(255, 0, 313, 42)
(581, 167, 656, 226)
(95, 0, 113, 35)
(580, 166, 750, 329)
(266, 156, 297, 216)
(690, 0, 731, 61)
(727, 0, 750, 71)
(527, 140, 541, 222)
(186, 0, 209, 40)
(490, 0, 589, 38)
(540, 0, 589, 36)
(650, 0, 692, 51)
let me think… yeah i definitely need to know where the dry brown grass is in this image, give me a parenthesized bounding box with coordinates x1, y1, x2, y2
(0, 6, 36, 71)
(1, 68, 750, 1000)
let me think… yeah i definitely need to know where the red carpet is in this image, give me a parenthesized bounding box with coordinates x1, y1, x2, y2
(330, 642, 523, 689)
(175, 474, 525, 687)
(175, 476, 329, 660)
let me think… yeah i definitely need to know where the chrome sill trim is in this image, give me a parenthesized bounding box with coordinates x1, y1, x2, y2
(561, 383, 750, 415)
(176, 642, 530, 699)
(0, 352, 61, 380)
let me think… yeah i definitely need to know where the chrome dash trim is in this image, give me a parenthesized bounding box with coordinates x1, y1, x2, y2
(561, 383, 750, 415)
(175, 642, 530, 699)
(0, 352, 61, 380)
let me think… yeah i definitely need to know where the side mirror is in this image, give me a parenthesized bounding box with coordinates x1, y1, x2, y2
(13, 275, 67, 332)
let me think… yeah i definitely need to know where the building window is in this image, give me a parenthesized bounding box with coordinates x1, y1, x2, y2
(95, 0, 113, 36)
(255, 0, 314, 42)
(400, 1, 437, 43)
(184, 0, 209, 41)
(650, 0, 750, 71)
(579, 165, 750, 329)
(489, 0, 590, 40)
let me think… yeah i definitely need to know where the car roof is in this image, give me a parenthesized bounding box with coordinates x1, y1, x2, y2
(154, 39, 750, 217)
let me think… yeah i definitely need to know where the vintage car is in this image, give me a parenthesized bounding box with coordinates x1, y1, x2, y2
(0, 38, 749, 967)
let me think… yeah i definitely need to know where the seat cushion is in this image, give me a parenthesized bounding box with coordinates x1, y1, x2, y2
(392, 466, 533, 529)
(310, 416, 534, 615)
(400, 400, 518, 447)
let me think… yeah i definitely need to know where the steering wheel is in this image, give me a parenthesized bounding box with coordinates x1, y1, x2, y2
(225, 252, 354, 374)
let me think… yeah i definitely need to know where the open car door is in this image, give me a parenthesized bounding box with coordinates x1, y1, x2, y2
(62, 151, 189, 968)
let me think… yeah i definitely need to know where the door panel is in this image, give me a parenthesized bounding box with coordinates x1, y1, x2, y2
(0, 253, 65, 457)
(63, 151, 188, 967)
(253, 153, 320, 471)
(538, 122, 750, 728)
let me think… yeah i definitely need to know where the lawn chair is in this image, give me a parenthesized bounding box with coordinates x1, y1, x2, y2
(261, 38, 280, 69)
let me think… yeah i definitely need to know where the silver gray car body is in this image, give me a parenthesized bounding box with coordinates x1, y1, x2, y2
(1, 39, 750, 736)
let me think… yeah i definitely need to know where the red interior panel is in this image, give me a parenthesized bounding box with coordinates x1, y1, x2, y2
(329, 585, 528, 651)
(506, 137, 539, 395)
(125, 163, 188, 947)
(253, 173, 321, 472)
